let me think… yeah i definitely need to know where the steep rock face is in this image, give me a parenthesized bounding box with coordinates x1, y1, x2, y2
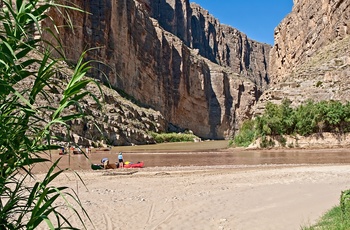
(255, 0, 350, 114)
(269, 0, 350, 83)
(190, 4, 270, 89)
(147, 0, 193, 46)
(147, 2, 271, 89)
(44, 0, 269, 140)
(20, 65, 167, 147)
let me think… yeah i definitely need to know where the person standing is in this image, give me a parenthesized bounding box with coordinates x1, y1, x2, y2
(118, 152, 124, 168)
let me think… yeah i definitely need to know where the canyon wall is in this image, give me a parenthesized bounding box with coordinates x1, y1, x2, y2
(270, 0, 349, 83)
(255, 0, 350, 114)
(148, 2, 271, 89)
(43, 0, 270, 140)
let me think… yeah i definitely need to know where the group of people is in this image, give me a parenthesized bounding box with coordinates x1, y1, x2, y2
(101, 152, 124, 169)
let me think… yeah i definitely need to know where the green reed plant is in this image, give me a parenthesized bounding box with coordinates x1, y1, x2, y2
(0, 0, 101, 229)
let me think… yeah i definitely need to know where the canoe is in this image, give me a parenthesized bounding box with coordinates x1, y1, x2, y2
(123, 161, 144, 168)
(91, 164, 104, 170)
(91, 163, 117, 170)
(91, 161, 144, 170)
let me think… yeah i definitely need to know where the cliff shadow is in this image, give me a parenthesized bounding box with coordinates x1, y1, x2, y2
(223, 73, 235, 135)
(150, 0, 191, 46)
(191, 14, 218, 64)
(202, 64, 221, 139)
(159, 35, 182, 120)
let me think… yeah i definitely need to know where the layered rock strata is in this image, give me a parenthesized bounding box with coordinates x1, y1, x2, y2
(149, 2, 271, 89)
(270, 0, 350, 83)
(43, 0, 270, 140)
(69, 83, 166, 147)
(18, 62, 166, 147)
(255, 0, 350, 114)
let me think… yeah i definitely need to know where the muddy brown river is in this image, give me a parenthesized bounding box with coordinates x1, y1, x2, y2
(33, 140, 350, 173)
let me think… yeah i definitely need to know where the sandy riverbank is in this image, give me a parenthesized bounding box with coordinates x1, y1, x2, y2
(36, 163, 350, 230)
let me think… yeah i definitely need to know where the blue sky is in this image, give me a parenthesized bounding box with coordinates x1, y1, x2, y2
(190, 0, 294, 45)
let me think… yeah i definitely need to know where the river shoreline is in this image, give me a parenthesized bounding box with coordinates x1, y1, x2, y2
(31, 142, 350, 229)
(34, 163, 350, 230)
(34, 144, 350, 173)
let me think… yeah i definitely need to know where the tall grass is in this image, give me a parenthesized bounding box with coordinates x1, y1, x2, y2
(302, 206, 350, 230)
(0, 0, 100, 229)
(302, 190, 350, 230)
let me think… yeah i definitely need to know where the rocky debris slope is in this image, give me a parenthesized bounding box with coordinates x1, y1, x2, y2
(254, 0, 350, 115)
(269, 0, 349, 83)
(17, 56, 166, 147)
(42, 0, 271, 140)
(255, 35, 350, 115)
(70, 82, 166, 147)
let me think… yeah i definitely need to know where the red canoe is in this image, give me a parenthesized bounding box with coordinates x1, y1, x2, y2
(123, 161, 144, 168)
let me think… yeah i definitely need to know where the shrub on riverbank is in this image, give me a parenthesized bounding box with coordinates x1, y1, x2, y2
(150, 132, 199, 143)
(234, 99, 350, 147)
(233, 120, 255, 147)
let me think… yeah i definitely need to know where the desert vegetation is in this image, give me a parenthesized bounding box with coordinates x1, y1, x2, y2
(150, 131, 199, 143)
(234, 99, 350, 147)
(0, 0, 100, 229)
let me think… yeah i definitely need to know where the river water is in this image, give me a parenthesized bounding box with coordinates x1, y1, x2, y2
(33, 141, 350, 173)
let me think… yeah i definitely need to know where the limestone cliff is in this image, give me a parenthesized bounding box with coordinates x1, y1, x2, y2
(270, 0, 349, 83)
(255, 0, 350, 114)
(148, 1, 270, 89)
(43, 0, 270, 140)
